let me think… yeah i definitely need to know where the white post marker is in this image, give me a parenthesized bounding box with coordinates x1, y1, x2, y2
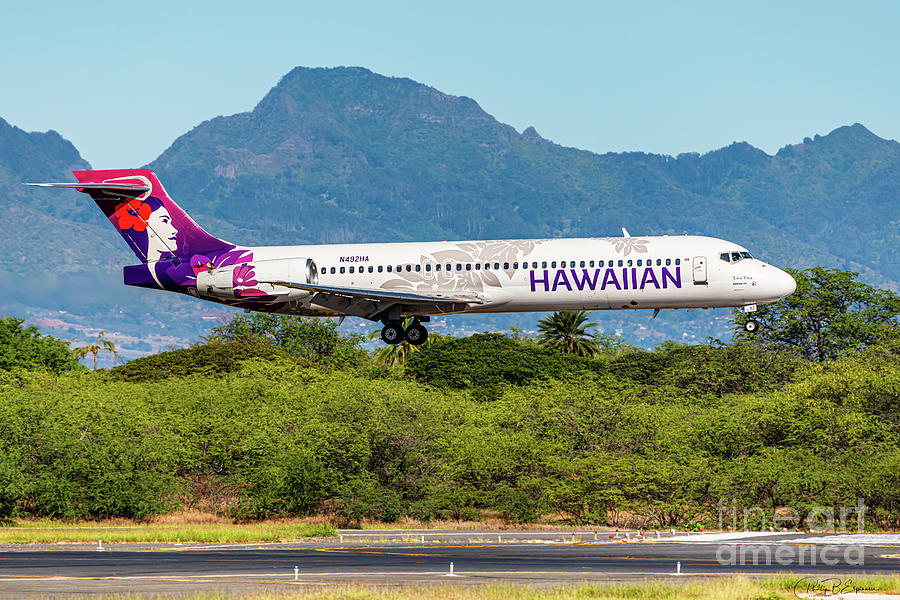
(676, 561, 682, 575)
(421, 535, 425, 544)
(446, 561, 457, 577)
(97, 539, 103, 552)
(294, 565, 299, 581)
(340, 535, 343, 544)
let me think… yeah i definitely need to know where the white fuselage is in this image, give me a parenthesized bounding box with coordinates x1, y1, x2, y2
(240, 234, 796, 317)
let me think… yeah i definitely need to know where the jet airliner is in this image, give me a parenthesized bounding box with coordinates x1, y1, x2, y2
(29, 169, 796, 344)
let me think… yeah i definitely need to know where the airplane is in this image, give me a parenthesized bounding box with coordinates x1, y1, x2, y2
(28, 169, 796, 344)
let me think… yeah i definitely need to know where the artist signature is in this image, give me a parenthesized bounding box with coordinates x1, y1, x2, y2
(792, 576, 878, 597)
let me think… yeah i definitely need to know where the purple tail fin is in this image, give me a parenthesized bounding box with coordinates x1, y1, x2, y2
(74, 169, 233, 263)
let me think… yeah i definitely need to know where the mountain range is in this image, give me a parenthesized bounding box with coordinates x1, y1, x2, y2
(2, 66, 898, 359)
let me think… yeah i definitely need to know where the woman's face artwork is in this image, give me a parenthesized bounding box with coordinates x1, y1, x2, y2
(111, 197, 189, 288)
(146, 206, 178, 260)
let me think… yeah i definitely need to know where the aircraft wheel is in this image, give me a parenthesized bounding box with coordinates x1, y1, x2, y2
(405, 323, 428, 346)
(744, 319, 760, 333)
(381, 323, 404, 345)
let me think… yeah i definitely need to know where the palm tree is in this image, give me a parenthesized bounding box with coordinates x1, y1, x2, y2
(537, 310, 600, 357)
(73, 331, 120, 371)
(368, 318, 438, 367)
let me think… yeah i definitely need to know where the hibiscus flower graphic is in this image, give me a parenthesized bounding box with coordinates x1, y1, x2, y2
(232, 264, 268, 297)
(379, 239, 552, 295)
(232, 265, 258, 288)
(113, 199, 152, 231)
(187, 251, 269, 297)
(594, 237, 650, 256)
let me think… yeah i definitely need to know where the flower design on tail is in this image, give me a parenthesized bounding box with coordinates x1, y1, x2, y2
(113, 199, 151, 231)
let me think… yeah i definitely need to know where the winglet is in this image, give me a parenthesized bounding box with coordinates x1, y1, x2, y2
(622, 227, 631, 238)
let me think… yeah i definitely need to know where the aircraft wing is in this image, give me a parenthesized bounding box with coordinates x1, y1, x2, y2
(267, 280, 482, 320)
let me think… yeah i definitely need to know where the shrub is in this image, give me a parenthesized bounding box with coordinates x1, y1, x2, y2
(107, 341, 292, 382)
(405, 333, 602, 388)
(0, 317, 84, 374)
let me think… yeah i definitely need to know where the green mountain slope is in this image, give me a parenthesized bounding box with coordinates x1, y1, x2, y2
(0, 118, 225, 358)
(0, 117, 121, 283)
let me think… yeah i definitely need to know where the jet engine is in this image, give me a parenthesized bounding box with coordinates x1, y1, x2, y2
(196, 257, 318, 299)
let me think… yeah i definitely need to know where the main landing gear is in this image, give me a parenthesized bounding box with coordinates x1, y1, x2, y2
(380, 319, 429, 346)
(380, 322, 404, 344)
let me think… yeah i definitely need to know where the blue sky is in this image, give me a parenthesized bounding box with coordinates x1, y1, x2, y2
(2, 0, 897, 168)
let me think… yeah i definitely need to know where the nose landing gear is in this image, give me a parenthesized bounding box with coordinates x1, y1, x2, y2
(742, 304, 761, 334)
(380, 319, 429, 346)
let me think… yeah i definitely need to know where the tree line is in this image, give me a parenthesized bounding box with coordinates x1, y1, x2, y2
(0, 267, 896, 528)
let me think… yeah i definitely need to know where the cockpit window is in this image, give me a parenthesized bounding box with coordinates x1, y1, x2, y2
(722, 250, 756, 263)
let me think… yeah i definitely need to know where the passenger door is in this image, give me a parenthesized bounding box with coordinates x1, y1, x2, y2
(692, 256, 708, 285)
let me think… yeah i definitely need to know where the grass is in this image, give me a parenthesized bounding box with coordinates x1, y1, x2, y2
(51, 575, 900, 599)
(0, 518, 335, 544)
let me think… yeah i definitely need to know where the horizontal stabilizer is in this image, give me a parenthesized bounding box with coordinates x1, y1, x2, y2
(25, 182, 151, 198)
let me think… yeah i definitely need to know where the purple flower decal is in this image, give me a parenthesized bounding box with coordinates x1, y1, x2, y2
(215, 250, 254, 269)
(189, 249, 270, 298)
(233, 265, 258, 288)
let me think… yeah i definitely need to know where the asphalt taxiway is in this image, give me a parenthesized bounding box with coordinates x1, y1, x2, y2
(0, 531, 897, 598)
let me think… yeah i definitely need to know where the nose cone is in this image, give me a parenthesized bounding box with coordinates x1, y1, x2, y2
(772, 268, 796, 300)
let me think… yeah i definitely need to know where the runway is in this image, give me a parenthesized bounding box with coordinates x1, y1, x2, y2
(0, 531, 897, 598)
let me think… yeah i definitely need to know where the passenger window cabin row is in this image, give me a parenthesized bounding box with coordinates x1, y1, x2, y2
(320, 258, 683, 276)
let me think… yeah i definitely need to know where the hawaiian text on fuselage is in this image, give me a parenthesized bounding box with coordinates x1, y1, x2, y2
(529, 267, 682, 292)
